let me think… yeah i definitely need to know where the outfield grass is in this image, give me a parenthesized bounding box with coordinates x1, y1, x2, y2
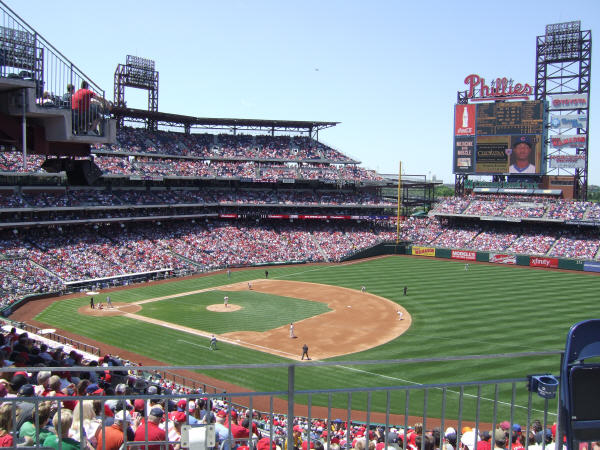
(34, 256, 600, 421)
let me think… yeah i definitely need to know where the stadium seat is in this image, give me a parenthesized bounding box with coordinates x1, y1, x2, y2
(559, 319, 600, 447)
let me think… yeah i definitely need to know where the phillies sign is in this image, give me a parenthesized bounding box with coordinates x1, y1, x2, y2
(464, 74, 533, 102)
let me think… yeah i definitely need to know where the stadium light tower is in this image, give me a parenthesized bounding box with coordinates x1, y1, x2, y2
(535, 21, 591, 200)
(114, 55, 159, 130)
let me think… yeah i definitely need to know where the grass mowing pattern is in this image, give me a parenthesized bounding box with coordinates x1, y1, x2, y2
(34, 257, 600, 421)
(137, 290, 331, 333)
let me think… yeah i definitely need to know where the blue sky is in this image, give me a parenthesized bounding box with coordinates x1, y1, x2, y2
(15, 0, 600, 185)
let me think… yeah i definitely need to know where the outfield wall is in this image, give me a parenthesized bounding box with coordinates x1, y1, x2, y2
(406, 245, 589, 272)
(342, 241, 593, 272)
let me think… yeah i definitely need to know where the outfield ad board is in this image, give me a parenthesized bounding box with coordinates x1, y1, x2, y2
(451, 250, 476, 261)
(412, 246, 436, 257)
(530, 256, 559, 269)
(489, 253, 516, 265)
(583, 261, 600, 273)
(453, 100, 546, 175)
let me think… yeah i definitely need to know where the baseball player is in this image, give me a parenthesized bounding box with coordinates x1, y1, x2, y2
(209, 335, 217, 350)
(397, 310, 404, 320)
(106, 296, 112, 308)
(289, 322, 295, 338)
(361, 286, 366, 293)
(403, 286, 407, 296)
(224, 296, 229, 308)
(248, 282, 252, 290)
(465, 263, 469, 271)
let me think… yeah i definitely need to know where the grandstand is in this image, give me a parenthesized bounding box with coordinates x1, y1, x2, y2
(0, 3, 597, 450)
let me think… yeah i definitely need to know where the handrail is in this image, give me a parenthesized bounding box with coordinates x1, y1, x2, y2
(0, 0, 103, 95)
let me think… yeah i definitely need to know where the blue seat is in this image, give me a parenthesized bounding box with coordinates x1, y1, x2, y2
(560, 319, 600, 448)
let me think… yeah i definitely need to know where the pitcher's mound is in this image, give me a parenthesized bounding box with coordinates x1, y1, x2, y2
(207, 304, 242, 312)
(78, 303, 141, 317)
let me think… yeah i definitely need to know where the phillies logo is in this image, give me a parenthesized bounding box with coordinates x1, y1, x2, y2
(464, 74, 533, 101)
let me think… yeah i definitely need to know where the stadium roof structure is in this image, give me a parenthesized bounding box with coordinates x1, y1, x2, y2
(111, 107, 340, 134)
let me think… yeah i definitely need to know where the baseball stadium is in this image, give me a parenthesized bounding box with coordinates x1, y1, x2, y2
(0, 2, 598, 450)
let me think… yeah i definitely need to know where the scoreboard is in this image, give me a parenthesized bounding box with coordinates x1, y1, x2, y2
(453, 100, 547, 175)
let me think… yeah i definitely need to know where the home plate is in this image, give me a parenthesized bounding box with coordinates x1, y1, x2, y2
(347, 305, 351, 308)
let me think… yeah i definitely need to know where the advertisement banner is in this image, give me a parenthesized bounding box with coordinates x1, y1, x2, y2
(550, 135, 587, 149)
(583, 261, 600, 273)
(548, 154, 586, 169)
(451, 250, 476, 261)
(550, 114, 587, 129)
(549, 94, 588, 110)
(455, 104, 476, 136)
(412, 246, 436, 257)
(454, 136, 475, 173)
(489, 253, 516, 265)
(530, 257, 559, 269)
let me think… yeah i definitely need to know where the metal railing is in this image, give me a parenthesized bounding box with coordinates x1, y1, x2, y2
(0, 356, 565, 450)
(0, 0, 108, 134)
(3, 319, 101, 356)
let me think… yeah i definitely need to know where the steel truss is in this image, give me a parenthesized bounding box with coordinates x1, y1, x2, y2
(114, 55, 159, 130)
(535, 21, 592, 200)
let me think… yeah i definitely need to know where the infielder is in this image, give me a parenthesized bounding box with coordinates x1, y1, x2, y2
(397, 310, 404, 320)
(224, 296, 229, 308)
(209, 335, 217, 350)
(289, 322, 295, 338)
(361, 286, 366, 293)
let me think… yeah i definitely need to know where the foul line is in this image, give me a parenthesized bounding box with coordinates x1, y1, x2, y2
(124, 312, 300, 360)
(336, 365, 554, 416)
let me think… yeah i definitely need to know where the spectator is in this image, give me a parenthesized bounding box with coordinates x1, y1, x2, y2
(71, 80, 111, 135)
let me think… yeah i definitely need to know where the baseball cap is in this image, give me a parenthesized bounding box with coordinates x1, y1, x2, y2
(134, 399, 145, 411)
(257, 438, 277, 450)
(513, 136, 532, 148)
(114, 410, 131, 422)
(18, 384, 35, 397)
(150, 407, 164, 418)
(217, 410, 227, 418)
(461, 431, 480, 449)
(293, 425, 303, 433)
(494, 429, 506, 442)
(174, 411, 187, 423)
(512, 424, 522, 433)
(86, 383, 100, 394)
(177, 399, 187, 410)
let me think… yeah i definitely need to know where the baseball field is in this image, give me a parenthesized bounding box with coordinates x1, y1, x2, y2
(19, 255, 600, 423)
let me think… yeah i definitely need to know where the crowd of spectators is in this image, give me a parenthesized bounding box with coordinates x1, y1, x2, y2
(395, 217, 600, 261)
(0, 221, 394, 303)
(548, 231, 600, 260)
(545, 200, 592, 221)
(0, 150, 381, 183)
(95, 127, 356, 163)
(431, 195, 599, 222)
(0, 188, 394, 209)
(0, 326, 570, 450)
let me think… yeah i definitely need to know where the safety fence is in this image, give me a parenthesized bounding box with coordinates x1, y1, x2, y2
(0, 0, 108, 135)
(0, 354, 566, 450)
